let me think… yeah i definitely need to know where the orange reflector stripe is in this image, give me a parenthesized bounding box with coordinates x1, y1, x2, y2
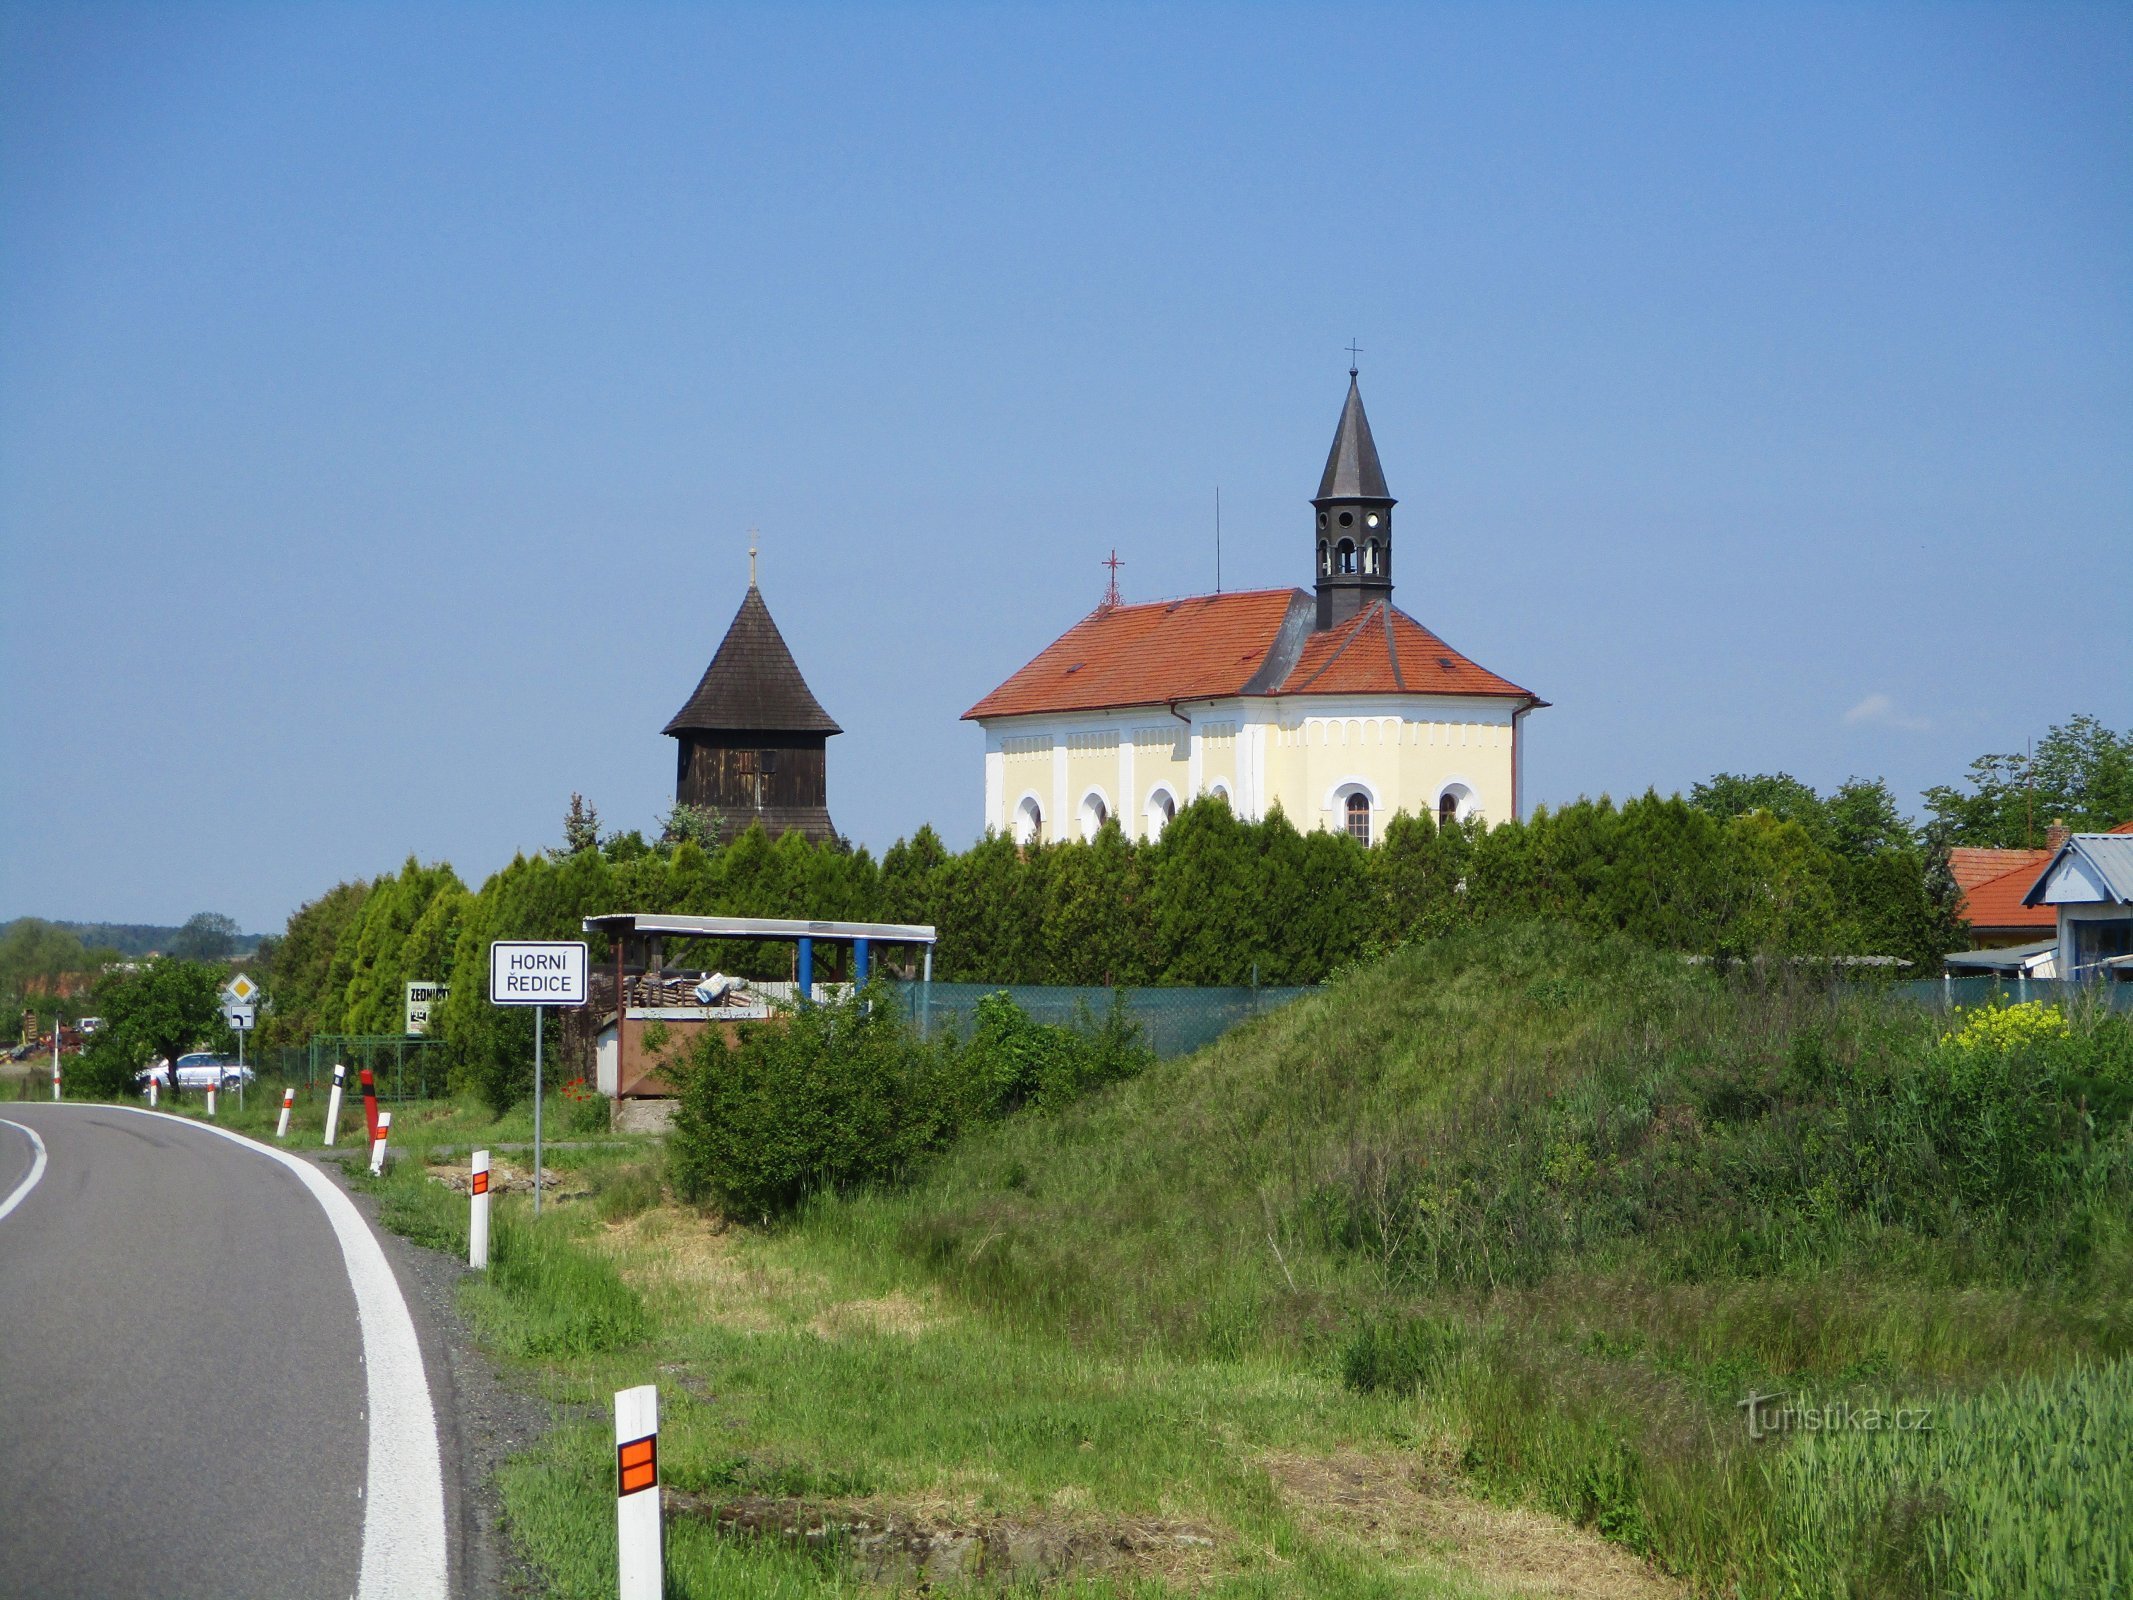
(472, 1171, 488, 1195)
(617, 1434, 657, 1496)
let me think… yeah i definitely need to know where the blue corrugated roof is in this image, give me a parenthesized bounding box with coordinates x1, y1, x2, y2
(2024, 834, 2133, 906)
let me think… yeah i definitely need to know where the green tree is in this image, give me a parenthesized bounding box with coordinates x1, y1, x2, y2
(1143, 797, 1264, 983)
(1923, 715, 2133, 846)
(1039, 821, 1149, 985)
(169, 912, 244, 961)
(257, 881, 369, 1049)
(338, 858, 466, 1035)
(85, 958, 230, 1099)
(555, 792, 602, 858)
(881, 825, 950, 926)
(1689, 772, 1917, 861)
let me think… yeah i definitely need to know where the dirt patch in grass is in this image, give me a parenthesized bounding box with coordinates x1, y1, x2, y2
(665, 1489, 1221, 1589)
(1262, 1450, 1683, 1600)
(592, 1205, 818, 1331)
(807, 1289, 941, 1341)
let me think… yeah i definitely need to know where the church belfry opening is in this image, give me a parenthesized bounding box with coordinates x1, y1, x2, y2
(1312, 367, 1396, 630)
(663, 564, 842, 845)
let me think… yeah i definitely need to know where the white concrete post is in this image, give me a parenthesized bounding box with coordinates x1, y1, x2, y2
(368, 1110, 392, 1177)
(469, 1149, 491, 1270)
(205, 1080, 217, 1118)
(147, 1076, 158, 1107)
(323, 1064, 345, 1148)
(614, 1384, 661, 1600)
(276, 1086, 295, 1139)
(51, 1027, 60, 1100)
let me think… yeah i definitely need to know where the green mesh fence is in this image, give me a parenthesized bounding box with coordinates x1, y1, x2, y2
(1877, 976, 2133, 1013)
(256, 1035, 444, 1099)
(891, 981, 1315, 1059)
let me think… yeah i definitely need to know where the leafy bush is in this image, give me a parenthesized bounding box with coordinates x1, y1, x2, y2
(669, 983, 1152, 1220)
(669, 983, 955, 1220)
(958, 990, 1153, 1116)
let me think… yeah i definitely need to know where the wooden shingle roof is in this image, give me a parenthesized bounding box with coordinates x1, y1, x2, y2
(665, 585, 841, 737)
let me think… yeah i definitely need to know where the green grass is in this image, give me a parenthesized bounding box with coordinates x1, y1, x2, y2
(356, 925, 2133, 1598)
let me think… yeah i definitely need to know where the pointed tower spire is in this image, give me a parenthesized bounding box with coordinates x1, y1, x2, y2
(1312, 371, 1396, 629)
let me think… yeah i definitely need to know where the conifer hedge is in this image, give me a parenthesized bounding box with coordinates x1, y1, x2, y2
(250, 791, 1962, 1105)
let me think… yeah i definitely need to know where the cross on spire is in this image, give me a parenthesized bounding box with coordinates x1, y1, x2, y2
(1346, 338, 1363, 376)
(1101, 548, 1124, 610)
(748, 528, 758, 587)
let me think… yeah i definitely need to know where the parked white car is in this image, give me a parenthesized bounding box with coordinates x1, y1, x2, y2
(137, 1053, 254, 1090)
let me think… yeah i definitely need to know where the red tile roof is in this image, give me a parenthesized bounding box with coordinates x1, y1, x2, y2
(1950, 847, 2052, 895)
(963, 590, 1539, 720)
(1959, 858, 2058, 934)
(1276, 601, 1534, 698)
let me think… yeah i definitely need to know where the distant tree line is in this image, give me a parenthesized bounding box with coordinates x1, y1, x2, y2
(48, 714, 2127, 1107)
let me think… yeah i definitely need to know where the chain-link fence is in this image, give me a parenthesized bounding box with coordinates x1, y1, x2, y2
(891, 980, 1315, 1059)
(252, 1035, 445, 1099)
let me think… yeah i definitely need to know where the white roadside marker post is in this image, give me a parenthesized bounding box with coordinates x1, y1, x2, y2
(147, 1076, 158, 1107)
(276, 1086, 295, 1139)
(205, 1078, 217, 1118)
(369, 1110, 392, 1177)
(614, 1385, 661, 1600)
(51, 1026, 60, 1100)
(469, 1149, 492, 1270)
(323, 1064, 346, 1147)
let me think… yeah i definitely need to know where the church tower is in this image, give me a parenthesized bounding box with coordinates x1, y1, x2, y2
(1312, 368, 1395, 630)
(663, 558, 841, 845)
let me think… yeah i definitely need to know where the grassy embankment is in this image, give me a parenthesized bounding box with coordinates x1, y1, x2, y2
(375, 927, 2130, 1597)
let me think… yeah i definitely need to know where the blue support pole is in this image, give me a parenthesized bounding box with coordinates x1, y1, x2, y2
(796, 937, 813, 1006)
(853, 938, 869, 987)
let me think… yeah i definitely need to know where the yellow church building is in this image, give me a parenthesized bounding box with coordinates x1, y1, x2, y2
(965, 370, 1545, 846)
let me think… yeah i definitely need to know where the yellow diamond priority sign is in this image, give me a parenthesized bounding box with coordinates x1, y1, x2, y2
(225, 973, 258, 1004)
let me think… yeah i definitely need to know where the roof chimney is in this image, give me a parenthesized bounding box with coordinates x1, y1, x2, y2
(2045, 819, 2071, 853)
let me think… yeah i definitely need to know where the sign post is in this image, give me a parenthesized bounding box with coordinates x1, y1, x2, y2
(403, 980, 448, 1036)
(488, 941, 588, 1217)
(222, 974, 259, 1113)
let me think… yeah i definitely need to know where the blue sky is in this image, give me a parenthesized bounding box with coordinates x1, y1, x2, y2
(3, 2, 2128, 932)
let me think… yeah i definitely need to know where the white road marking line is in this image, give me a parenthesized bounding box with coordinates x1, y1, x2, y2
(54, 1106, 448, 1600)
(0, 1119, 49, 1224)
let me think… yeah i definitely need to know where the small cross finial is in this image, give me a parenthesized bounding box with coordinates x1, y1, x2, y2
(748, 528, 758, 587)
(1346, 339, 1363, 376)
(1101, 548, 1124, 610)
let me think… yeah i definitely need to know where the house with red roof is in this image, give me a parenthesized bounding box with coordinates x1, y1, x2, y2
(964, 372, 1545, 845)
(1949, 845, 2059, 947)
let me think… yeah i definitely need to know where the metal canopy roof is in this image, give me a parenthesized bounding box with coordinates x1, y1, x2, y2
(1942, 938, 2058, 972)
(583, 913, 936, 945)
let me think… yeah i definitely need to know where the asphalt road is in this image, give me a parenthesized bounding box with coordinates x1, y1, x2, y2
(0, 1104, 439, 1600)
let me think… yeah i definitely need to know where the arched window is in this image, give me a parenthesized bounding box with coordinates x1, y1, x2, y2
(1345, 791, 1371, 845)
(1318, 540, 1329, 574)
(1014, 795, 1044, 846)
(1438, 791, 1459, 828)
(1146, 788, 1177, 839)
(1336, 539, 1357, 574)
(1207, 781, 1232, 807)
(1079, 791, 1109, 841)
(1363, 539, 1381, 575)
